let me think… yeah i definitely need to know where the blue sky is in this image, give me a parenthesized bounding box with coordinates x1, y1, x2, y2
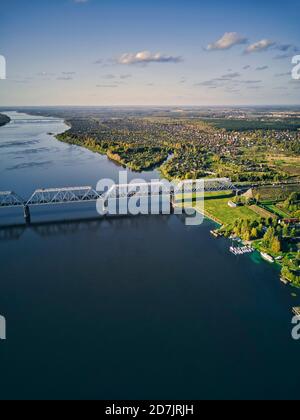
(0, 0, 299, 106)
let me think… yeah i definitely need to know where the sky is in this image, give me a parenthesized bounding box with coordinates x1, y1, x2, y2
(0, 0, 299, 106)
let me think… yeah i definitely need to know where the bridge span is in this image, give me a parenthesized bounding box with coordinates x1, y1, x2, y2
(0, 178, 239, 224)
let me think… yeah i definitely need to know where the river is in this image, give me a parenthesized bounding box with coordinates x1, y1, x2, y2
(0, 112, 299, 400)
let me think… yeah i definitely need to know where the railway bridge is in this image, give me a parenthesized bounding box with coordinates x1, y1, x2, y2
(0, 178, 238, 224)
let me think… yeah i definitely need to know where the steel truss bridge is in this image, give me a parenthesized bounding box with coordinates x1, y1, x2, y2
(0, 178, 238, 224)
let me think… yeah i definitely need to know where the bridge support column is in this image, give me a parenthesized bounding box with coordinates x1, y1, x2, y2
(23, 205, 31, 225)
(170, 191, 175, 215)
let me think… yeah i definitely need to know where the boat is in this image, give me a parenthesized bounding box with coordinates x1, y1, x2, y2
(260, 252, 274, 263)
(210, 230, 220, 238)
(280, 277, 289, 285)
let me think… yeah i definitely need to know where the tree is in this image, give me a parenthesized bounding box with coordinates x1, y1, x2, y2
(282, 224, 289, 238)
(255, 193, 261, 204)
(271, 236, 281, 254)
(263, 227, 275, 248)
(243, 230, 251, 242)
(251, 227, 258, 240)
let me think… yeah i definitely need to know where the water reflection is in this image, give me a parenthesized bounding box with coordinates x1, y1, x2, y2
(0, 213, 176, 240)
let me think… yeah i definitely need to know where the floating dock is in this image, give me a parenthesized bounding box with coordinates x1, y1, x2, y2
(230, 246, 254, 256)
(210, 230, 221, 238)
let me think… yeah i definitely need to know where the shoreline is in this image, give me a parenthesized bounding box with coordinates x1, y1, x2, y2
(5, 112, 300, 296)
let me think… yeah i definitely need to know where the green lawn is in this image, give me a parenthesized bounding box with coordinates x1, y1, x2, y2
(203, 192, 258, 225)
(177, 191, 258, 225)
(262, 203, 291, 218)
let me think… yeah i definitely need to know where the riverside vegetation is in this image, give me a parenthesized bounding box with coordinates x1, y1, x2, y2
(6, 107, 300, 286)
(55, 114, 300, 182)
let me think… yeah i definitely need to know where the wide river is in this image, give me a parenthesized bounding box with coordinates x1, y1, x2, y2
(0, 112, 299, 400)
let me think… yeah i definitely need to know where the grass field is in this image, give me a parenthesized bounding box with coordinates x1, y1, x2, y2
(203, 192, 258, 225)
(175, 191, 258, 225)
(262, 202, 291, 218)
(249, 204, 277, 219)
(177, 191, 280, 225)
(267, 155, 300, 177)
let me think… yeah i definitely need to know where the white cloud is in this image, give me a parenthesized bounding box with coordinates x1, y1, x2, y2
(256, 66, 269, 71)
(117, 51, 183, 65)
(245, 39, 275, 54)
(206, 32, 248, 51)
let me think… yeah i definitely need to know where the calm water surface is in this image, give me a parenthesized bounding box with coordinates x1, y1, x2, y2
(0, 112, 299, 400)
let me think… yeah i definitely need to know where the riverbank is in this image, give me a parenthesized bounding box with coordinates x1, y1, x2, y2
(0, 113, 11, 127)
(22, 113, 300, 291)
(181, 191, 300, 290)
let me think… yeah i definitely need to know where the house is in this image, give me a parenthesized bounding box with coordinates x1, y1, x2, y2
(283, 218, 300, 225)
(228, 200, 238, 208)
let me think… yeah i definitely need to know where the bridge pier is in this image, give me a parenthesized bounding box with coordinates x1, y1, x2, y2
(170, 190, 175, 215)
(23, 205, 31, 225)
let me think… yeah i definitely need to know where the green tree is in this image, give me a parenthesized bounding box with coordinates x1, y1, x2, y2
(251, 227, 258, 240)
(271, 236, 281, 254)
(263, 227, 275, 248)
(282, 224, 289, 238)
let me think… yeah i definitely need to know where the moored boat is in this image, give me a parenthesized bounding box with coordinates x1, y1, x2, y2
(280, 277, 289, 285)
(261, 252, 274, 263)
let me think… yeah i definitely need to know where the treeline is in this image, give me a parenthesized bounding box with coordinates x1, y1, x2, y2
(221, 217, 299, 254)
(281, 192, 300, 217)
(281, 266, 300, 287)
(204, 118, 300, 132)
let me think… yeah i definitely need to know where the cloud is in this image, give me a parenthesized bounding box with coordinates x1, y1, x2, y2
(274, 72, 291, 77)
(96, 84, 119, 88)
(273, 54, 294, 60)
(221, 72, 241, 79)
(206, 32, 248, 51)
(243, 65, 251, 70)
(194, 80, 220, 87)
(273, 44, 300, 59)
(245, 39, 275, 54)
(256, 66, 269, 71)
(117, 51, 183, 65)
(195, 76, 261, 89)
(37, 72, 55, 77)
(239, 80, 262, 84)
(102, 74, 116, 79)
(57, 76, 73, 80)
(276, 44, 300, 53)
(120, 74, 132, 79)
